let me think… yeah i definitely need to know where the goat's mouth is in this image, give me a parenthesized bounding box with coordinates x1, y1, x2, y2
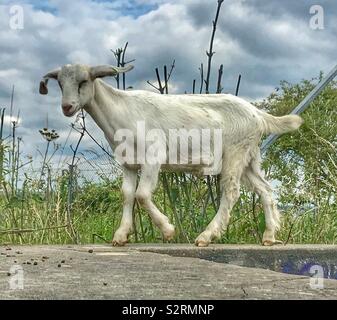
(62, 107, 78, 117)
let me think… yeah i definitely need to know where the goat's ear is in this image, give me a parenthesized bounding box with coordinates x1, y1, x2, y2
(90, 64, 134, 79)
(39, 68, 60, 95)
(39, 79, 49, 95)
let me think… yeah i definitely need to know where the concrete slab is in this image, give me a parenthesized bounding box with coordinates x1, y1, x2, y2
(0, 244, 336, 300)
(137, 244, 337, 279)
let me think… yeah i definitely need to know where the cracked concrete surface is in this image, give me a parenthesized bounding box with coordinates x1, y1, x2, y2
(0, 244, 336, 299)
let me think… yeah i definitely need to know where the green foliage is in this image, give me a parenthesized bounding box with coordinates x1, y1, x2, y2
(258, 76, 337, 243)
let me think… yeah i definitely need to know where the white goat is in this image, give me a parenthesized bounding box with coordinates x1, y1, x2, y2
(40, 64, 303, 247)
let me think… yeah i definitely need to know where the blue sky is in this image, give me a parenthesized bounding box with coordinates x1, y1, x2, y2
(0, 0, 336, 168)
(27, 0, 159, 17)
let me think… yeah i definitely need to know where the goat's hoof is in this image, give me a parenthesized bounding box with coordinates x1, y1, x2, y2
(195, 240, 210, 247)
(195, 232, 212, 247)
(112, 240, 127, 247)
(163, 224, 175, 241)
(262, 239, 283, 246)
(112, 233, 128, 246)
(194, 235, 210, 247)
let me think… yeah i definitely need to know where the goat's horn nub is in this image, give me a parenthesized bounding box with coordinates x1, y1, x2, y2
(90, 64, 134, 79)
(114, 65, 134, 74)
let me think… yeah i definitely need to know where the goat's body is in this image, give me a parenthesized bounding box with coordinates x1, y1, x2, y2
(41, 64, 303, 247)
(91, 80, 262, 136)
(87, 80, 300, 176)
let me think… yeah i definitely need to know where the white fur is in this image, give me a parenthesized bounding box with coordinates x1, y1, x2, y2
(40, 64, 303, 246)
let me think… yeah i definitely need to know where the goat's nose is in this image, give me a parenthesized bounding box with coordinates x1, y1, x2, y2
(62, 104, 73, 113)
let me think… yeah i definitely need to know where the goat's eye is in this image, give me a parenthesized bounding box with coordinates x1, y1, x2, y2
(79, 80, 88, 88)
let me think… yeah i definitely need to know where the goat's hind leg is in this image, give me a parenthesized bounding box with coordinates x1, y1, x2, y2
(242, 158, 282, 246)
(136, 164, 175, 240)
(112, 168, 137, 246)
(195, 158, 244, 247)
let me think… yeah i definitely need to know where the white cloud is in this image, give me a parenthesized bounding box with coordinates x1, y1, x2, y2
(0, 68, 19, 78)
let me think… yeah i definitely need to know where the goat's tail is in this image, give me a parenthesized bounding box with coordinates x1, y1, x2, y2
(260, 112, 303, 135)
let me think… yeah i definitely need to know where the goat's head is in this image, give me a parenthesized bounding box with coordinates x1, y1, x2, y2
(39, 64, 134, 117)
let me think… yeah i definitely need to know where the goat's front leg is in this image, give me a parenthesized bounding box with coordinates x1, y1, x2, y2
(112, 168, 137, 246)
(136, 164, 175, 240)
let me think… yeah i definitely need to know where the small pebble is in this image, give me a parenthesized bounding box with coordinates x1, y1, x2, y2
(88, 249, 93, 253)
(26, 261, 31, 265)
(42, 256, 49, 260)
(34, 262, 38, 266)
(61, 260, 65, 264)
(6, 248, 12, 251)
(7, 272, 11, 277)
(103, 282, 108, 286)
(57, 264, 61, 268)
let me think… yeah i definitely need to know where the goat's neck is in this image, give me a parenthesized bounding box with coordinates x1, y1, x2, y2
(85, 79, 129, 145)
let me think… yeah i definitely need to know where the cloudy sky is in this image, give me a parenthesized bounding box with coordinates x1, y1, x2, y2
(0, 0, 336, 165)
